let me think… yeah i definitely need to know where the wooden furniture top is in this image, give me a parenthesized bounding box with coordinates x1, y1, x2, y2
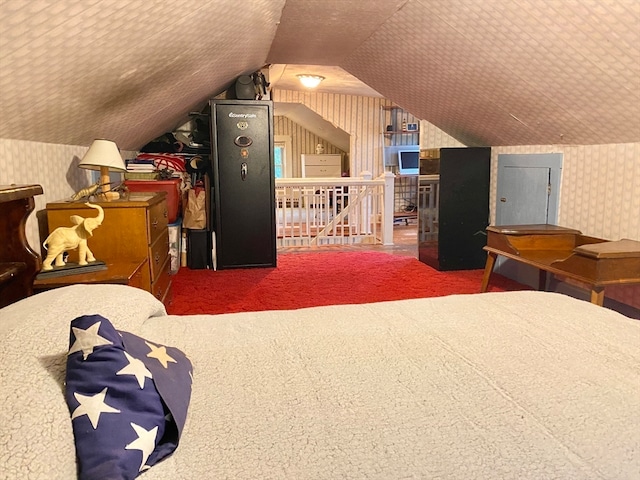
(486, 224, 640, 258)
(486, 224, 582, 236)
(484, 224, 640, 289)
(0, 184, 44, 202)
(485, 224, 600, 256)
(47, 191, 166, 209)
(574, 238, 640, 259)
(33, 259, 146, 289)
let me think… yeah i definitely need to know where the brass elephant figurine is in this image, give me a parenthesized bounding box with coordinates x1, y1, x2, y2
(42, 203, 104, 271)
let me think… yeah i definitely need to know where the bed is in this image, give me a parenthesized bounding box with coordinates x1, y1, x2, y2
(1, 285, 639, 479)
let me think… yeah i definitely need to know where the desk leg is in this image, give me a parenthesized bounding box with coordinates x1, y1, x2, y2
(590, 287, 605, 306)
(480, 252, 497, 293)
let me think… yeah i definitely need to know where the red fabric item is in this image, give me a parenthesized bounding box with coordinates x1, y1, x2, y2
(166, 251, 529, 315)
(136, 153, 186, 172)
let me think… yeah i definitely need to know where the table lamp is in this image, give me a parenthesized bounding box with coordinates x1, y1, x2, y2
(78, 139, 126, 201)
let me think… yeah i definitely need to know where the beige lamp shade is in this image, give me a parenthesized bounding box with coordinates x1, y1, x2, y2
(78, 139, 126, 193)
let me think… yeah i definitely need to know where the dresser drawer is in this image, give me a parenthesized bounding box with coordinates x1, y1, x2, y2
(151, 256, 172, 303)
(127, 259, 148, 290)
(303, 165, 342, 177)
(307, 157, 338, 166)
(149, 229, 169, 281)
(148, 200, 169, 245)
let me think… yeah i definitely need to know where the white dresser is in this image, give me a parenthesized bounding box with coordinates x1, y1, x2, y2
(301, 154, 342, 178)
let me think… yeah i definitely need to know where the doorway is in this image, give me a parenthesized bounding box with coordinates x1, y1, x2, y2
(494, 153, 563, 286)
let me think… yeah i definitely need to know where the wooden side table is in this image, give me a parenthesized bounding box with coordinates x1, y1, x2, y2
(33, 259, 147, 292)
(480, 224, 640, 306)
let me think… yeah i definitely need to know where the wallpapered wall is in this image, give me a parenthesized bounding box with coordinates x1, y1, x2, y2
(0, 138, 137, 256)
(273, 116, 347, 177)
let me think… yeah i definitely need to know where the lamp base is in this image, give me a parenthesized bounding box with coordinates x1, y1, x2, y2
(97, 165, 121, 201)
(98, 191, 120, 202)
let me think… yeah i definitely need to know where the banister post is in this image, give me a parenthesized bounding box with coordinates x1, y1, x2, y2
(360, 171, 372, 233)
(383, 172, 395, 245)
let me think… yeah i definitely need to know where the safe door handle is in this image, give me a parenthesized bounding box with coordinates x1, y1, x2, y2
(241, 162, 248, 181)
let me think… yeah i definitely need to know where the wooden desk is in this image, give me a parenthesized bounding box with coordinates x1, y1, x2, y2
(0, 184, 43, 307)
(33, 259, 147, 291)
(480, 224, 640, 306)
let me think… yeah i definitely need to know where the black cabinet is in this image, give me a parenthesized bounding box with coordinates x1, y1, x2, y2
(210, 100, 276, 269)
(419, 147, 491, 270)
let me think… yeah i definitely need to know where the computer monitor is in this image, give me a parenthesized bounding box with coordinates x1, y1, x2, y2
(398, 150, 419, 175)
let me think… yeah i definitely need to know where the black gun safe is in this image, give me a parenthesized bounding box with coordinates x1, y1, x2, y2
(209, 99, 276, 269)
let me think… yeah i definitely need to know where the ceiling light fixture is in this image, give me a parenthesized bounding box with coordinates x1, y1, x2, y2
(297, 74, 325, 89)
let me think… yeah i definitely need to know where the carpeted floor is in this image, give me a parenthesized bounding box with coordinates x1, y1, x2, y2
(167, 251, 530, 315)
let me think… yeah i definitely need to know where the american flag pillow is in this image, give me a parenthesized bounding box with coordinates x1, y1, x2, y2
(65, 314, 193, 480)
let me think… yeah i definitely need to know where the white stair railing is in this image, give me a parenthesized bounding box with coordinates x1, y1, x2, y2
(275, 173, 394, 247)
(418, 175, 440, 243)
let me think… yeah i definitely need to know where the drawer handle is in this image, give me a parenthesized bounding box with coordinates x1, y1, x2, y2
(154, 253, 161, 264)
(163, 209, 168, 218)
(152, 218, 159, 228)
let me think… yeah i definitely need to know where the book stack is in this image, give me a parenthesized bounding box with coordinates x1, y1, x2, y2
(125, 158, 158, 180)
(126, 158, 155, 172)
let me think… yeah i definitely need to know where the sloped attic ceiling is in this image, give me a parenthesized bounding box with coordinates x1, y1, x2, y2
(0, 0, 638, 151)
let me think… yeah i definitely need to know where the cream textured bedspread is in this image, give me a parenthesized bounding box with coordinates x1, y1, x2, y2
(1, 285, 639, 479)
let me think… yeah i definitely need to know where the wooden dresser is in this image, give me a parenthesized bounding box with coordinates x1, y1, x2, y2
(301, 154, 342, 177)
(45, 192, 172, 305)
(0, 184, 43, 307)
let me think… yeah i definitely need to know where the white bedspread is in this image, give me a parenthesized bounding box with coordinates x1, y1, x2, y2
(1, 285, 639, 479)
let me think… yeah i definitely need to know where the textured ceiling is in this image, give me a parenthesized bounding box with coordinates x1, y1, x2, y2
(267, 1, 407, 66)
(340, 0, 640, 146)
(0, 0, 638, 150)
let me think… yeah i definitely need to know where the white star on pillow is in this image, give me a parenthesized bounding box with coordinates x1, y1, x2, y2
(71, 387, 121, 429)
(116, 351, 153, 388)
(68, 321, 113, 360)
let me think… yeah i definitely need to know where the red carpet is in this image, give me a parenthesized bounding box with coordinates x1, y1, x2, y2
(167, 251, 530, 315)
